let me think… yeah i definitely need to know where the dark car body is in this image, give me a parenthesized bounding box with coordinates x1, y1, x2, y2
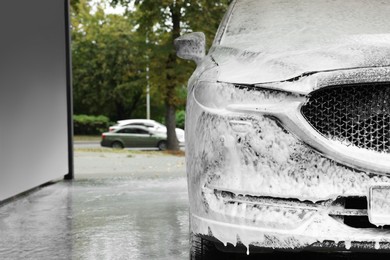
(101, 126, 167, 150)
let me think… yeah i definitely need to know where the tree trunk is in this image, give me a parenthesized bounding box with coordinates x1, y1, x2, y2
(164, 3, 181, 151)
(165, 103, 179, 150)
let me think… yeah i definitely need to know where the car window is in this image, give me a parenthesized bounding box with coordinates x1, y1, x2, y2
(117, 128, 137, 134)
(221, 0, 390, 50)
(136, 129, 149, 135)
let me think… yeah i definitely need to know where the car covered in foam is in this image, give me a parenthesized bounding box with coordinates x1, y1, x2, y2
(175, 0, 390, 257)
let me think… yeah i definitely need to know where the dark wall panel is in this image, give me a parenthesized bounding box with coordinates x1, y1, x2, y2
(0, 0, 71, 200)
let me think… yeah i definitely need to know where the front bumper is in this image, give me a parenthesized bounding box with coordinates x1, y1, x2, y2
(191, 210, 390, 253)
(185, 75, 390, 253)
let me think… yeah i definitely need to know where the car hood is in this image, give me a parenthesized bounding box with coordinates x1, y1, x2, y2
(213, 34, 390, 84)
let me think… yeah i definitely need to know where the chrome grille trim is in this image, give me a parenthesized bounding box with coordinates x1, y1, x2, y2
(302, 83, 390, 153)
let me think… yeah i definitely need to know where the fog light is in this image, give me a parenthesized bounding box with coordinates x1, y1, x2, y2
(368, 185, 390, 226)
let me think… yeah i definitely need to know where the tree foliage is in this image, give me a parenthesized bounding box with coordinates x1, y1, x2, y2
(71, 0, 230, 148)
(71, 0, 148, 121)
(73, 114, 111, 135)
(110, 0, 230, 150)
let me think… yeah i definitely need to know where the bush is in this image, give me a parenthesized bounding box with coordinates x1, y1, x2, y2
(176, 110, 186, 129)
(73, 114, 111, 135)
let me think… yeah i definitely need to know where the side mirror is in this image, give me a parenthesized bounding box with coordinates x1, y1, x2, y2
(174, 32, 206, 65)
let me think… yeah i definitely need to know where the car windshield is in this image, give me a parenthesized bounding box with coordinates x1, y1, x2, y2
(221, 0, 390, 51)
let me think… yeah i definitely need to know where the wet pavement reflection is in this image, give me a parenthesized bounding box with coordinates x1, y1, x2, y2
(0, 161, 189, 259)
(3, 151, 388, 260)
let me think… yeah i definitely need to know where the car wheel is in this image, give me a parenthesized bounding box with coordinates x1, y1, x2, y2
(157, 141, 167, 151)
(111, 141, 124, 149)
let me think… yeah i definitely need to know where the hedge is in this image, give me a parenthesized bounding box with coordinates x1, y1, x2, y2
(176, 110, 185, 129)
(73, 114, 111, 135)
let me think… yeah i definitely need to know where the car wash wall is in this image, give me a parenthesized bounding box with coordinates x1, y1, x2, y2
(0, 0, 73, 201)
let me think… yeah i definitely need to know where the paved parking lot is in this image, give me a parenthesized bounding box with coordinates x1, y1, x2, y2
(0, 150, 189, 260)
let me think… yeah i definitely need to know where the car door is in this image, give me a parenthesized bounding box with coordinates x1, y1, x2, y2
(134, 128, 156, 147)
(116, 127, 138, 147)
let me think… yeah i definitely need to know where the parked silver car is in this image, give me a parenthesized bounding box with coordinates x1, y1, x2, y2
(109, 119, 185, 143)
(176, 0, 390, 256)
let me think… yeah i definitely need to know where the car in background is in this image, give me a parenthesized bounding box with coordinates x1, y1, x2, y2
(175, 0, 390, 257)
(101, 125, 169, 150)
(109, 119, 185, 143)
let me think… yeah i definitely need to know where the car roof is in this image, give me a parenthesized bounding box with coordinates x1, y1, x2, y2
(117, 119, 156, 124)
(115, 125, 150, 131)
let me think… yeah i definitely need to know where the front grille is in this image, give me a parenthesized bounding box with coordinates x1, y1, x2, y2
(330, 196, 390, 229)
(301, 83, 390, 153)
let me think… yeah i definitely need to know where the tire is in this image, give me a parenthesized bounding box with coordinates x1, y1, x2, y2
(111, 141, 124, 149)
(157, 141, 167, 151)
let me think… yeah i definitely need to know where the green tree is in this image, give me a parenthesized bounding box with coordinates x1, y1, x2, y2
(110, 0, 230, 150)
(70, 0, 80, 11)
(71, 0, 148, 121)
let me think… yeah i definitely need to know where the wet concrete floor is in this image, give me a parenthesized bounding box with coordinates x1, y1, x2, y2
(0, 151, 189, 260)
(2, 150, 388, 260)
